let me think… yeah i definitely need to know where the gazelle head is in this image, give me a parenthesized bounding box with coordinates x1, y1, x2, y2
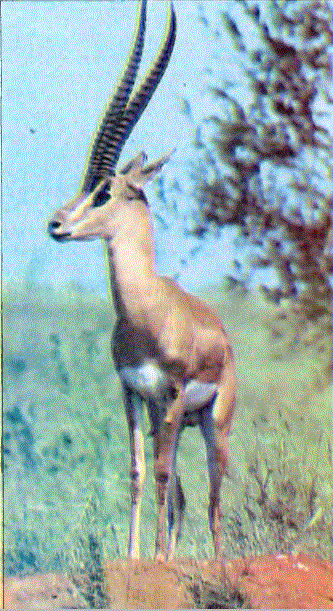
(48, 150, 173, 241)
(48, 0, 176, 243)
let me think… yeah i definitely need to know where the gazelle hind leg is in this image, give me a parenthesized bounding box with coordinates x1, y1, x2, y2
(199, 362, 236, 557)
(123, 386, 145, 559)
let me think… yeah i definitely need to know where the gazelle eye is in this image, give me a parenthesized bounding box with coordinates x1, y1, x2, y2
(91, 182, 110, 207)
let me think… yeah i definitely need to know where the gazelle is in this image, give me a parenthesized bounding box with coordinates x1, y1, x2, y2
(48, 0, 236, 561)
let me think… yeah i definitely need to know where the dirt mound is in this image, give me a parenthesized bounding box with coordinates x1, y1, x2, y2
(4, 553, 333, 609)
(3, 571, 86, 609)
(225, 554, 333, 609)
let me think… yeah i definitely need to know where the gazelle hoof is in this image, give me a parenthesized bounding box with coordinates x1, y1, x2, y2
(154, 551, 166, 563)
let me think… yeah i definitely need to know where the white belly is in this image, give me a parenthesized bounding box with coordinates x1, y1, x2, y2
(119, 361, 217, 411)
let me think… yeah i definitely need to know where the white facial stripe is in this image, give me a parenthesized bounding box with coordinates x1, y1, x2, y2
(70, 193, 95, 221)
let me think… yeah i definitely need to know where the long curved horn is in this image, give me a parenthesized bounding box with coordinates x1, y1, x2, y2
(83, 1, 176, 192)
(83, 0, 147, 192)
(103, 2, 176, 172)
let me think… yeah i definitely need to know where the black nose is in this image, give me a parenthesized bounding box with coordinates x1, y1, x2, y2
(48, 220, 71, 241)
(48, 220, 61, 232)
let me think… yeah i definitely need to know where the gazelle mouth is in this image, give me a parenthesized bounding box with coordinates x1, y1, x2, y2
(49, 230, 72, 242)
(54, 234, 71, 241)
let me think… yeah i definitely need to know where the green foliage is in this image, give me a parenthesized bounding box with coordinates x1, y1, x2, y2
(193, 1, 333, 328)
(3, 284, 332, 581)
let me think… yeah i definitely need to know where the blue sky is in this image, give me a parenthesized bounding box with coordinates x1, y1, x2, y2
(2, 1, 249, 292)
(3, 1, 332, 293)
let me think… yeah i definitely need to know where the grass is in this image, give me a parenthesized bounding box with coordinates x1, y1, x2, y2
(3, 281, 332, 582)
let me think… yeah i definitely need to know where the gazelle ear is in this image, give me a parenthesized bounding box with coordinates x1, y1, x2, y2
(130, 149, 175, 187)
(120, 151, 147, 174)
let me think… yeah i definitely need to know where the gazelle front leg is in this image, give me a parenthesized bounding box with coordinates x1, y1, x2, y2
(153, 386, 184, 561)
(123, 386, 145, 559)
(167, 467, 185, 561)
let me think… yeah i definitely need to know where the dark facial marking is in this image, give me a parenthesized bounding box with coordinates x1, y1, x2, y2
(126, 182, 148, 205)
(91, 181, 111, 208)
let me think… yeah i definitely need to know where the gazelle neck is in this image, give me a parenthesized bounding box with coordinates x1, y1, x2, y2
(105, 201, 157, 321)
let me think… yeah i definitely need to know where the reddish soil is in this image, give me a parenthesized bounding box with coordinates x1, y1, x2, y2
(3, 553, 333, 609)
